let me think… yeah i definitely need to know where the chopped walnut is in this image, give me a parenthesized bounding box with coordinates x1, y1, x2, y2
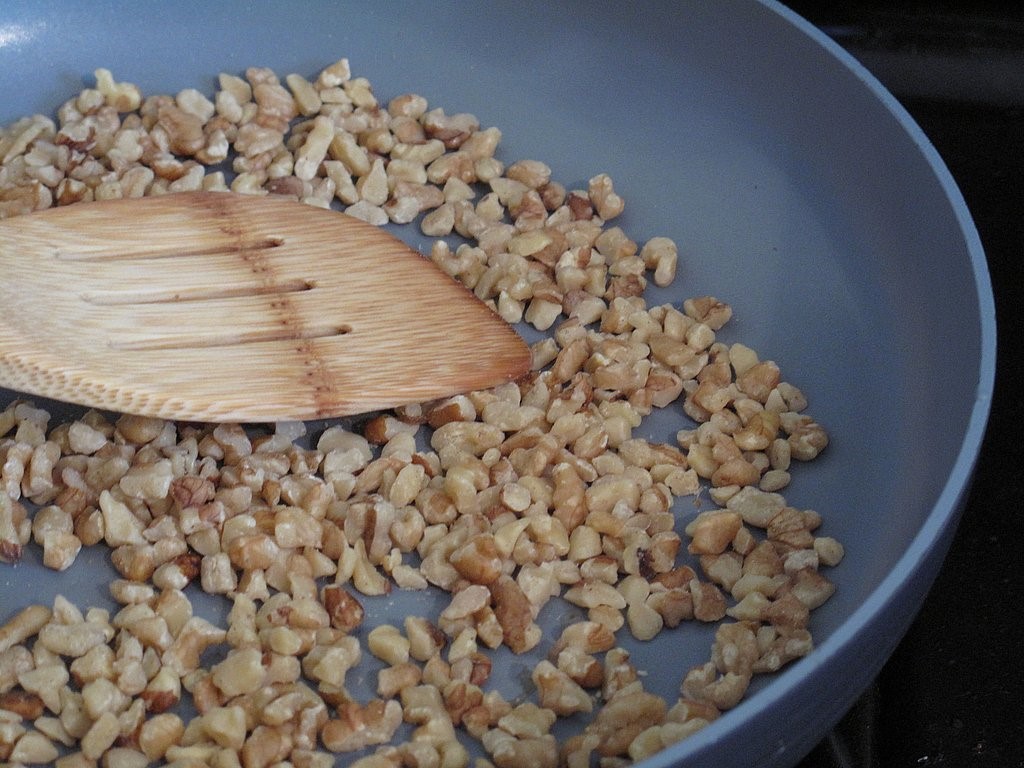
(0, 54, 841, 768)
(321, 699, 402, 752)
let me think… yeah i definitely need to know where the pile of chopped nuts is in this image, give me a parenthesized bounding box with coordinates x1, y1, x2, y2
(0, 59, 841, 767)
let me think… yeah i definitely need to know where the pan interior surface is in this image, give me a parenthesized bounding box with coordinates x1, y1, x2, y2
(0, 1, 994, 766)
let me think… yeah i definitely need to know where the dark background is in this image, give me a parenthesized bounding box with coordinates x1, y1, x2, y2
(781, 3, 1023, 767)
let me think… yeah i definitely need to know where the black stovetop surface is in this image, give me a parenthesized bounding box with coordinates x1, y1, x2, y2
(781, 3, 1024, 767)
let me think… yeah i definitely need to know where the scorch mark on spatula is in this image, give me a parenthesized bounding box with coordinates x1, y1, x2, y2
(80, 279, 316, 305)
(108, 323, 352, 352)
(52, 237, 285, 261)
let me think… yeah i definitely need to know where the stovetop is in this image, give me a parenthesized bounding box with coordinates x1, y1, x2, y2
(782, 2, 1024, 766)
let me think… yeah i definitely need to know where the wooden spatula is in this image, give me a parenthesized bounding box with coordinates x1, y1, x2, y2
(0, 192, 532, 423)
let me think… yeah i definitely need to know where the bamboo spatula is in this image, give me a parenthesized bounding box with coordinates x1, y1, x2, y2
(0, 192, 532, 423)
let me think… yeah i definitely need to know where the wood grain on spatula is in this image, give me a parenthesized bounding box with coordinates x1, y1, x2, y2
(0, 192, 532, 422)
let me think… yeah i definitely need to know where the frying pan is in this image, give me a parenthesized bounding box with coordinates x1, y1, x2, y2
(0, 2, 995, 766)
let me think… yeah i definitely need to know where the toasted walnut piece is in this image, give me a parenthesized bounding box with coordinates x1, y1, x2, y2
(0, 605, 51, 654)
(553, 646, 602, 690)
(0, 690, 45, 719)
(441, 585, 491, 625)
(236, 722, 290, 768)
(37, 619, 108, 659)
(561, 733, 602, 768)
(109, 543, 154, 583)
(757, 468, 790, 492)
(103, 747, 151, 768)
(666, 696, 722, 730)
(419, 202, 455, 236)
(367, 625, 410, 666)
(631, 721, 704, 760)
(479, 726, 556, 768)
(446, 627, 479, 665)
(681, 661, 751, 711)
(725, 486, 786, 528)
(32, 504, 73, 551)
(567, 527, 602, 565)
(596, 648, 635, 702)
(708, 456, 758, 488)
(400, 683, 448, 733)
(766, 506, 815, 550)
(225, 530, 281, 571)
(321, 584, 365, 632)
(564, 580, 627, 611)
(151, 553, 200, 590)
(752, 625, 814, 673)
(376, 661, 422, 699)
(138, 665, 180, 715)
(584, 603, 621, 634)
(405, 616, 446, 662)
(646, 587, 693, 628)
(733, 410, 780, 452)
(282, 72, 322, 116)
(774, 381, 809, 412)
(209, 647, 264, 698)
(532, 660, 593, 716)
(735, 361, 781, 404)
(710, 621, 760, 679)
(0, 494, 29, 562)
(624, 600, 664, 641)
(302, 636, 361, 689)
(81, 676, 130, 720)
(585, 473, 641, 516)
(421, 109, 478, 150)
(689, 579, 727, 622)
(321, 699, 402, 753)
(95, 491, 145, 548)
(551, 338, 590, 384)
(754, 421, 785, 469)
(639, 237, 679, 287)
(784, 547, 820, 575)
(91, 68, 142, 112)
(26, 716, 67, 752)
(585, 688, 668, 758)
(785, 416, 830, 461)
(172, 89, 214, 127)
(682, 296, 732, 331)
(459, 691, 512, 744)
(442, 677, 484, 726)
(111, 414, 163, 444)
(504, 159, 550, 189)
(9, 729, 60, 764)
(17, 664, 67, 715)
(450, 534, 504, 585)
(552, 621, 616, 656)
(814, 536, 845, 567)
(700, 551, 744, 593)
(66, 420, 107, 455)
(585, 173, 623, 221)
(77, 710, 119, 761)
(490, 576, 540, 654)
(492, 702, 554, 741)
(760, 590, 809, 629)
(312, 57, 351, 89)
(69, 642, 115, 687)
(196, 704, 246, 752)
(194, 551, 233, 595)
(470, 611, 501, 652)
(431, 421, 504, 457)
(785, 567, 836, 610)
(686, 511, 743, 555)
